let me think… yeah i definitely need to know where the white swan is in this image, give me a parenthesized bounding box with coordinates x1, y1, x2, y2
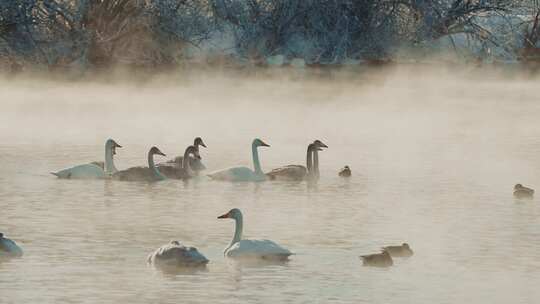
(147, 240, 209, 267)
(266, 140, 328, 181)
(51, 139, 122, 179)
(208, 138, 270, 182)
(217, 208, 292, 260)
(112, 146, 167, 182)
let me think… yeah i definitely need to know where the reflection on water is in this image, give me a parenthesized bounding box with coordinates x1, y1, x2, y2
(1, 69, 540, 303)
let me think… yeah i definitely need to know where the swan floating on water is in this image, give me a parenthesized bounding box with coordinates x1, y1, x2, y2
(382, 243, 413, 257)
(208, 138, 270, 182)
(0, 233, 23, 258)
(217, 208, 292, 260)
(338, 166, 351, 177)
(158, 145, 201, 180)
(266, 140, 328, 181)
(360, 250, 393, 267)
(514, 184, 534, 199)
(147, 240, 209, 267)
(163, 137, 207, 172)
(51, 139, 122, 179)
(112, 146, 167, 182)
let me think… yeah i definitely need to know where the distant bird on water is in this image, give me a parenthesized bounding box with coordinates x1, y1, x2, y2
(382, 243, 413, 257)
(338, 166, 351, 177)
(360, 250, 393, 267)
(514, 184, 534, 199)
(0, 232, 23, 258)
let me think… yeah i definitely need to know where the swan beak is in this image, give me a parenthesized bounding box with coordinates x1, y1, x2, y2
(217, 213, 229, 219)
(260, 141, 270, 147)
(319, 142, 328, 148)
(157, 151, 166, 157)
(200, 141, 207, 148)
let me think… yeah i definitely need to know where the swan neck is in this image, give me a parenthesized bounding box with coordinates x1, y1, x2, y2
(252, 143, 263, 174)
(148, 151, 165, 180)
(306, 144, 314, 174)
(230, 215, 243, 248)
(313, 149, 320, 179)
(105, 144, 117, 174)
(182, 146, 194, 176)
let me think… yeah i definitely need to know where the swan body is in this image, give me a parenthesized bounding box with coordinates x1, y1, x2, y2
(339, 166, 351, 177)
(266, 140, 327, 181)
(208, 138, 270, 182)
(381, 243, 413, 257)
(514, 184, 534, 199)
(158, 145, 200, 180)
(360, 250, 393, 267)
(51, 139, 122, 179)
(112, 146, 167, 182)
(147, 241, 208, 267)
(163, 137, 207, 172)
(217, 208, 292, 260)
(0, 233, 23, 258)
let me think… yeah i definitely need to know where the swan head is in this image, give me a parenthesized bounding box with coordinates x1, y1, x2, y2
(194, 137, 207, 148)
(253, 138, 270, 148)
(514, 184, 523, 190)
(106, 139, 122, 155)
(217, 208, 243, 221)
(149, 146, 166, 157)
(187, 145, 202, 159)
(313, 140, 328, 149)
(402, 243, 410, 249)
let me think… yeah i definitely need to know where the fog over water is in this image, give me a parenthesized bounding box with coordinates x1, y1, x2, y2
(1, 66, 540, 303)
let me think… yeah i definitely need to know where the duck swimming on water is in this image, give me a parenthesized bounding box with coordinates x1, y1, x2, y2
(112, 146, 167, 182)
(51, 139, 122, 179)
(382, 243, 413, 257)
(360, 250, 393, 267)
(514, 184, 534, 199)
(338, 166, 351, 177)
(0, 233, 23, 258)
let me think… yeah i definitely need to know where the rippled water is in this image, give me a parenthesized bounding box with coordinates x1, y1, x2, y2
(1, 68, 540, 303)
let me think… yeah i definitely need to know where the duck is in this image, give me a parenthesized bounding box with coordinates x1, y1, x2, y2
(360, 250, 393, 267)
(112, 146, 167, 182)
(0, 232, 23, 258)
(157, 145, 201, 180)
(51, 138, 122, 179)
(338, 166, 351, 177)
(147, 240, 209, 268)
(217, 208, 292, 260)
(514, 184, 534, 199)
(381, 243, 413, 257)
(208, 138, 270, 182)
(163, 137, 207, 172)
(266, 140, 328, 181)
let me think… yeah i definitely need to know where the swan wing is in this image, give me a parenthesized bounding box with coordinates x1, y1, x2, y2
(112, 167, 154, 181)
(148, 241, 208, 266)
(51, 164, 105, 179)
(266, 165, 307, 180)
(155, 164, 187, 179)
(208, 167, 262, 182)
(0, 238, 23, 257)
(226, 239, 292, 259)
(90, 161, 105, 170)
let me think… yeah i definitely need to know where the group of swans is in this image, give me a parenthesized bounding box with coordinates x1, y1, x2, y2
(52, 137, 342, 183)
(147, 208, 291, 267)
(51, 138, 205, 182)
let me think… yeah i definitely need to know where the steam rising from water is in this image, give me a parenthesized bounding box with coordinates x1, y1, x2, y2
(1, 66, 540, 303)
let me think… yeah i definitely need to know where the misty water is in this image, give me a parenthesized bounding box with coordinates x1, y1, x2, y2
(1, 67, 539, 303)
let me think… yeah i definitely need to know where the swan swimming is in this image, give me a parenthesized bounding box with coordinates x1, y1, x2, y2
(147, 240, 209, 267)
(112, 146, 167, 182)
(158, 145, 201, 180)
(217, 208, 292, 260)
(51, 139, 122, 179)
(0, 233, 23, 258)
(266, 140, 328, 181)
(310, 140, 327, 180)
(208, 138, 270, 182)
(163, 137, 207, 172)
(514, 184, 534, 199)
